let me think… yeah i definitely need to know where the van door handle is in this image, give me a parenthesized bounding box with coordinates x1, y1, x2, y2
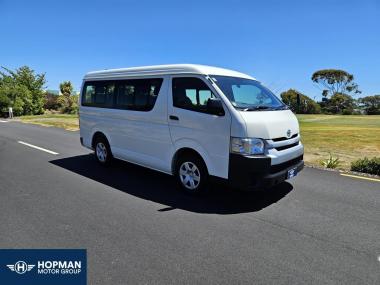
(169, 115, 179, 121)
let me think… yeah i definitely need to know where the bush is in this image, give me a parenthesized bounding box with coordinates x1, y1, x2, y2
(44, 92, 60, 110)
(322, 93, 355, 114)
(359, 95, 380, 115)
(342, 109, 353, 115)
(351, 157, 380, 175)
(320, 153, 340, 169)
(57, 94, 78, 114)
(280, 89, 321, 114)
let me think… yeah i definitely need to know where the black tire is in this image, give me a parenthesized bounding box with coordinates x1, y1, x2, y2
(175, 153, 208, 194)
(94, 135, 113, 166)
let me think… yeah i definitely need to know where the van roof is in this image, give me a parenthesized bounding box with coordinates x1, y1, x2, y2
(84, 64, 256, 80)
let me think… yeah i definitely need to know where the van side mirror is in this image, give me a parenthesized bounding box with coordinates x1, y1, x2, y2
(207, 98, 225, 116)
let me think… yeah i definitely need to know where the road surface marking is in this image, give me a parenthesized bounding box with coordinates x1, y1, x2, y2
(0, 120, 9, 122)
(340, 173, 380, 183)
(18, 141, 59, 155)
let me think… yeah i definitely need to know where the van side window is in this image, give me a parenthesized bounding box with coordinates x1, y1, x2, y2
(83, 85, 95, 105)
(82, 81, 115, 107)
(116, 79, 163, 111)
(95, 84, 114, 106)
(81, 78, 162, 110)
(172, 77, 215, 113)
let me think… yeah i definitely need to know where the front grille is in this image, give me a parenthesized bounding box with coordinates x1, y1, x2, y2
(275, 142, 299, 151)
(272, 133, 298, 142)
(270, 155, 303, 174)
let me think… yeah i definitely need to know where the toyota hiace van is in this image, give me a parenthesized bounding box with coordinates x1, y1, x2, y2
(79, 64, 304, 192)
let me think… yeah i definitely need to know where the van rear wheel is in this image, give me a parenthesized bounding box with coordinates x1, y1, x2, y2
(175, 154, 208, 194)
(94, 136, 113, 166)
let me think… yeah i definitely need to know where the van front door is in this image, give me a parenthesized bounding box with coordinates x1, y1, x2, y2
(168, 76, 231, 178)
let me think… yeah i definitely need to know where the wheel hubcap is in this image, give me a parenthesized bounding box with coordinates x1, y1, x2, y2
(179, 162, 200, 190)
(96, 142, 107, 162)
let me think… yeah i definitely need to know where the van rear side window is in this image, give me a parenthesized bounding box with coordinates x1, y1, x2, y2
(116, 79, 163, 111)
(82, 78, 163, 111)
(82, 81, 114, 107)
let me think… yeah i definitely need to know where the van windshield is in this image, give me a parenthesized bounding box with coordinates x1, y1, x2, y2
(211, 75, 286, 111)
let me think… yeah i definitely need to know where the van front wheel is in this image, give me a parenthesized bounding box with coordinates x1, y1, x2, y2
(175, 155, 208, 193)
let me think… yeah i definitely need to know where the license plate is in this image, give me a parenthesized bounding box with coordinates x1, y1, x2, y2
(287, 167, 297, 179)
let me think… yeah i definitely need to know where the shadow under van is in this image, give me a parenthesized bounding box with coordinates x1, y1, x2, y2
(50, 154, 294, 215)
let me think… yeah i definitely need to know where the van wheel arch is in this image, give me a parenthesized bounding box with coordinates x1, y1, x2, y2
(92, 132, 108, 149)
(172, 148, 208, 175)
(92, 132, 113, 166)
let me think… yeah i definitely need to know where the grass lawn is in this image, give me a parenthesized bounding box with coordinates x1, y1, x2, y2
(17, 113, 380, 170)
(19, 114, 79, 131)
(297, 114, 380, 169)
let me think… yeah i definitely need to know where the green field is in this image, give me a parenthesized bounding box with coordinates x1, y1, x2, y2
(297, 114, 380, 169)
(18, 114, 380, 170)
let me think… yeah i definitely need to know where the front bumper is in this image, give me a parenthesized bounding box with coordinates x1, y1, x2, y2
(228, 153, 304, 190)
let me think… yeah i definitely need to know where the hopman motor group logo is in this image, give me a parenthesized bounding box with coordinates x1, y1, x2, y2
(1, 249, 86, 285)
(6, 260, 82, 275)
(7, 261, 35, 274)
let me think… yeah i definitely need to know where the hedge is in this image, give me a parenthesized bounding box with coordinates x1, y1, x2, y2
(350, 157, 380, 176)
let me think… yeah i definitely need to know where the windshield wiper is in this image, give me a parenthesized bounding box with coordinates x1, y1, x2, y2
(235, 105, 287, 111)
(244, 106, 272, 111)
(234, 106, 250, 111)
(277, 105, 289, 110)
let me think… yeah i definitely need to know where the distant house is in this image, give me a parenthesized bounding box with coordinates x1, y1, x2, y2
(46, 89, 60, 95)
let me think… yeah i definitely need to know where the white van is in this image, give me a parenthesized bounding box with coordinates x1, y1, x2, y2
(79, 64, 304, 193)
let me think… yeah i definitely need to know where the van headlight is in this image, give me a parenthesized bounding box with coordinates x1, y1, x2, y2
(230, 137, 265, 155)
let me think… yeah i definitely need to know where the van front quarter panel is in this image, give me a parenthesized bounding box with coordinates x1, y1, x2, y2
(171, 138, 229, 179)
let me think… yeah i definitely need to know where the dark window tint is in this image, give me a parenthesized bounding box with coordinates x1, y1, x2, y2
(117, 84, 134, 107)
(172, 77, 215, 113)
(81, 78, 162, 111)
(116, 79, 163, 111)
(82, 81, 115, 107)
(83, 85, 95, 104)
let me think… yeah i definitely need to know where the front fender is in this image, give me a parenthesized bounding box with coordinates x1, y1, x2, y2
(172, 138, 217, 176)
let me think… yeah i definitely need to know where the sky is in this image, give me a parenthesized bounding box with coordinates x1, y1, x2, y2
(1, 0, 379, 99)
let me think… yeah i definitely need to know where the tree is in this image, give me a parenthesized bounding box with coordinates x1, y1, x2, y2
(359, 95, 380, 115)
(59, 81, 73, 96)
(0, 76, 12, 112)
(311, 69, 361, 99)
(0, 84, 32, 116)
(0, 90, 11, 113)
(0, 66, 46, 115)
(327, 93, 355, 114)
(280, 89, 321, 114)
(58, 81, 77, 113)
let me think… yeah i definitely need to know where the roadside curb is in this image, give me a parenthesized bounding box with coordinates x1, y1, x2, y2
(305, 164, 380, 179)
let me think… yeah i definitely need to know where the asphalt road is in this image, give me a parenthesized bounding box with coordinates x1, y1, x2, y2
(0, 121, 379, 284)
